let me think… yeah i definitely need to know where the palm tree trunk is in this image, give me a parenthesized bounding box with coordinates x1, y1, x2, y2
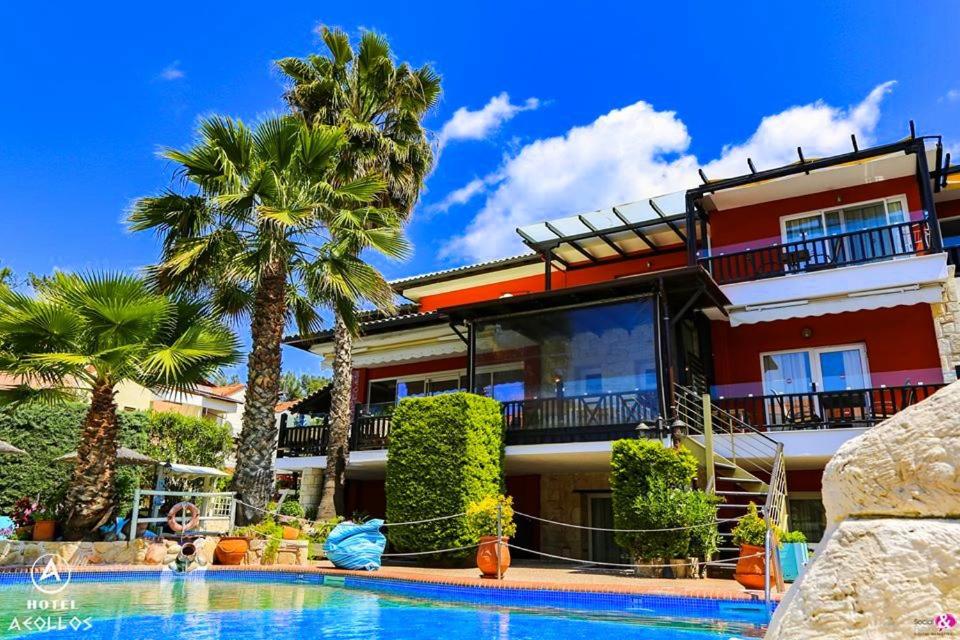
(233, 262, 288, 525)
(318, 311, 352, 521)
(63, 382, 119, 540)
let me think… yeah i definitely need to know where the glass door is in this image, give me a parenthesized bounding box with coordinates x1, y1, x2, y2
(588, 495, 624, 563)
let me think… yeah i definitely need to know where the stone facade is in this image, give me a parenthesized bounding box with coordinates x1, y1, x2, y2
(539, 472, 609, 559)
(765, 380, 960, 639)
(299, 467, 324, 513)
(931, 269, 960, 383)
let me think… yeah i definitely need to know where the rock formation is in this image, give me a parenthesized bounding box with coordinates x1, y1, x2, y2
(766, 381, 960, 639)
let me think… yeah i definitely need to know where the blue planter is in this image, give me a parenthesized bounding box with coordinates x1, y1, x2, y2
(779, 542, 810, 582)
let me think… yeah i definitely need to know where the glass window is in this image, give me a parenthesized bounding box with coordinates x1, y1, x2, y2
(368, 379, 397, 405)
(397, 379, 426, 399)
(788, 498, 826, 542)
(428, 378, 460, 395)
(818, 349, 867, 391)
(762, 351, 813, 394)
(490, 369, 525, 402)
(474, 298, 659, 418)
(784, 215, 826, 242)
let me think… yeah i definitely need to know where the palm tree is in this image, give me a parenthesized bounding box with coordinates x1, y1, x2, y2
(129, 115, 408, 523)
(0, 272, 240, 539)
(277, 28, 440, 519)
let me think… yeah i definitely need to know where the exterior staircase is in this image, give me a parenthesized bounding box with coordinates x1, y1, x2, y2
(673, 385, 788, 589)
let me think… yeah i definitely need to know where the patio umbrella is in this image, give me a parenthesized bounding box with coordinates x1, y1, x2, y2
(0, 439, 25, 455)
(55, 446, 157, 466)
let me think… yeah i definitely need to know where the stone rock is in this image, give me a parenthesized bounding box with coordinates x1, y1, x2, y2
(766, 519, 960, 640)
(767, 381, 960, 640)
(822, 381, 960, 522)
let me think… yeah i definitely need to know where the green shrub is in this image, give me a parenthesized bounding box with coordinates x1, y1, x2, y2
(0, 402, 234, 515)
(686, 490, 721, 560)
(731, 502, 769, 547)
(465, 495, 516, 538)
(610, 439, 699, 558)
(385, 393, 504, 563)
(277, 500, 305, 518)
(780, 529, 807, 544)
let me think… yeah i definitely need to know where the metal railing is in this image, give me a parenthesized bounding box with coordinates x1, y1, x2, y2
(700, 220, 930, 284)
(130, 489, 237, 538)
(716, 384, 944, 431)
(674, 384, 787, 602)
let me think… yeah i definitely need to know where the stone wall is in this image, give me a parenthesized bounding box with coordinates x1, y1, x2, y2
(931, 269, 960, 383)
(539, 472, 609, 559)
(0, 536, 309, 568)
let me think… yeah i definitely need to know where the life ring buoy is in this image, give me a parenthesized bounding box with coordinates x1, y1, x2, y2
(167, 502, 200, 532)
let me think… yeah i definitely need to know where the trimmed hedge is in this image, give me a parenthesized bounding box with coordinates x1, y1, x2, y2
(385, 393, 503, 562)
(610, 439, 718, 560)
(0, 403, 233, 515)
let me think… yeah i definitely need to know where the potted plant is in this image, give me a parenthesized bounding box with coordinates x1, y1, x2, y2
(731, 502, 780, 590)
(466, 495, 516, 578)
(276, 500, 306, 540)
(32, 505, 58, 542)
(778, 529, 810, 582)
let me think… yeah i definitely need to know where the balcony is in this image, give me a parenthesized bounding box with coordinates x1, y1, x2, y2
(700, 220, 931, 285)
(277, 390, 662, 458)
(715, 384, 944, 431)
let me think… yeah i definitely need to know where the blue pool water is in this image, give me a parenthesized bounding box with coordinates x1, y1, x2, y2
(0, 572, 769, 639)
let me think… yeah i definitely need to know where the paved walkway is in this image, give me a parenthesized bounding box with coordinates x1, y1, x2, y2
(312, 559, 778, 601)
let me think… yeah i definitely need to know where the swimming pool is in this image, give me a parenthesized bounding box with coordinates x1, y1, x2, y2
(0, 570, 770, 639)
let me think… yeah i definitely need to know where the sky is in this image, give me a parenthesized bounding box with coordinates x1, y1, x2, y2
(1, 1, 958, 378)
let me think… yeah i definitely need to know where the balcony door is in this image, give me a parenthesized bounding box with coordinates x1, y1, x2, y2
(780, 196, 909, 269)
(761, 345, 870, 425)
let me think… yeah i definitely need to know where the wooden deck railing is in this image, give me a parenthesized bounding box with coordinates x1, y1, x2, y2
(700, 220, 930, 285)
(715, 384, 944, 431)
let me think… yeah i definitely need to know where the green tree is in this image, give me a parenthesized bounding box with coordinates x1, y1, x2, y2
(278, 27, 440, 519)
(279, 371, 330, 401)
(0, 273, 239, 539)
(129, 115, 407, 523)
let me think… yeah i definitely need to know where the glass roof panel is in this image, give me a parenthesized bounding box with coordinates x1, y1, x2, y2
(516, 223, 557, 242)
(650, 190, 687, 216)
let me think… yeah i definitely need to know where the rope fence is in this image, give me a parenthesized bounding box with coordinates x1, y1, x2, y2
(505, 542, 764, 569)
(513, 510, 740, 532)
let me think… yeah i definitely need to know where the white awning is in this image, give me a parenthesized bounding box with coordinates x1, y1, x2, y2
(717, 253, 949, 326)
(160, 462, 229, 478)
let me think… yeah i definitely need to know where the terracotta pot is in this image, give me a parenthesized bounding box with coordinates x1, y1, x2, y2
(476, 536, 510, 578)
(214, 536, 250, 565)
(32, 520, 56, 542)
(734, 543, 777, 590)
(281, 526, 300, 540)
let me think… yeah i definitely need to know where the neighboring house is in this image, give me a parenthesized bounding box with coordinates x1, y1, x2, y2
(114, 381, 246, 436)
(277, 133, 960, 562)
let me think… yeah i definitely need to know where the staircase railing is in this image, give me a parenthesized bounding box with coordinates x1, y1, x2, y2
(674, 384, 787, 600)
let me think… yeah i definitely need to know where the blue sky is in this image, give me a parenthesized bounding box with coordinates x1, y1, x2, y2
(1, 1, 958, 378)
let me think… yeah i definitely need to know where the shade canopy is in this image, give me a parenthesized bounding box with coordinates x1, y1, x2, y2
(0, 439, 25, 455)
(159, 462, 229, 478)
(56, 446, 157, 466)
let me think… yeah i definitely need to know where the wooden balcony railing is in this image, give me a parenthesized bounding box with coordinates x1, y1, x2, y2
(715, 384, 944, 431)
(700, 220, 930, 285)
(277, 390, 662, 456)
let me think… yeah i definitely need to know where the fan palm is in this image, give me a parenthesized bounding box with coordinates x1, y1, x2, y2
(129, 115, 408, 523)
(277, 27, 440, 519)
(0, 272, 240, 539)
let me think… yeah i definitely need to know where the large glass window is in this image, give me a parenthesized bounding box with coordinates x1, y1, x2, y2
(474, 298, 658, 410)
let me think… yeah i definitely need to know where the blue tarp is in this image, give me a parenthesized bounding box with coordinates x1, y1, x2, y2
(324, 519, 386, 571)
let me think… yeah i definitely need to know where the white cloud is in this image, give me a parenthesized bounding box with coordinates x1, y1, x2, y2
(442, 82, 896, 262)
(941, 89, 960, 103)
(426, 176, 492, 214)
(158, 61, 185, 81)
(438, 92, 539, 149)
